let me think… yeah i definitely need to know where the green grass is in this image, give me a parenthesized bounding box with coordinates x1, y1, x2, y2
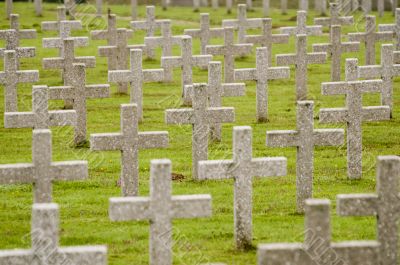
(1, 2, 400, 264)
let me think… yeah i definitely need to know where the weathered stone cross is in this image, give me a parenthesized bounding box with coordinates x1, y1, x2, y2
(314, 2, 354, 28)
(90, 104, 169, 197)
(109, 159, 212, 265)
(145, 20, 183, 81)
(348, 15, 392, 65)
(379, 8, 400, 50)
(91, 12, 132, 46)
(99, 28, 145, 94)
(0, 203, 107, 264)
(130, 5, 168, 59)
(258, 199, 380, 265)
(165, 83, 235, 179)
(206, 27, 252, 84)
(280, 10, 322, 36)
(162, 36, 212, 104)
(48, 63, 110, 145)
(0, 50, 39, 112)
(243, 18, 289, 64)
(184, 13, 224, 55)
(0, 129, 87, 203)
(198, 126, 287, 250)
(319, 58, 390, 179)
(276, 34, 326, 100)
(313, 25, 359, 81)
(266, 101, 344, 213)
(109, 49, 164, 122)
(337, 156, 400, 265)
(358, 44, 400, 116)
(4, 85, 76, 130)
(235, 47, 290, 122)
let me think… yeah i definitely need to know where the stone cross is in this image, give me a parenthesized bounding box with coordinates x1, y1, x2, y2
(319, 58, 390, 179)
(0, 203, 107, 264)
(6, 0, 12, 19)
(315, 0, 327, 15)
(99, 28, 145, 94)
(235, 47, 290, 122)
(198, 126, 287, 249)
(91, 13, 132, 46)
(0, 129, 88, 203)
(185, 61, 245, 141)
(91, 104, 168, 197)
(337, 155, 400, 265)
(258, 199, 380, 265)
(314, 2, 354, 28)
(243, 18, 289, 64)
(162, 36, 212, 104)
(130, 6, 167, 59)
(131, 0, 137, 19)
(165, 83, 235, 179)
(35, 0, 42, 16)
(393, 0, 398, 15)
(281, 0, 287, 14)
(226, 0, 232, 14)
(280, 10, 322, 36)
(379, 8, 400, 50)
(263, 0, 269, 16)
(145, 20, 183, 81)
(348, 15, 392, 65)
(109, 159, 212, 265)
(109, 49, 164, 122)
(0, 50, 39, 112)
(358, 44, 400, 116)
(48, 63, 109, 145)
(4, 85, 76, 130)
(276, 34, 326, 100)
(361, 0, 372, 14)
(184, 13, 225, 56)
(222, 4, 263, 43)
(206, 27, 252, 83)
(378, 0, 385, 17)
(313, 25, 359, 81)
(266, 101, 344, 213)
(299, 0, 308, 10)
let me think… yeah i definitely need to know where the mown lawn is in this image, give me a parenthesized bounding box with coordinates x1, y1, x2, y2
(0, 2, 400, 264)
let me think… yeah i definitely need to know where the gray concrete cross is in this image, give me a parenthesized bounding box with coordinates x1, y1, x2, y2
(109, 159, 212, 265)
(90, 103, 168, 197)
(198, 126, 287, 250)
(314, 2, 354, 28)
(379, 8, 400, 50)
(280, 10, 322, 36)
(266, 101, 344, 213)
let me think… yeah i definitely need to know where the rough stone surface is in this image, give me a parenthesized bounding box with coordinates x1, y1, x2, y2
(319, 58, 390, 179)
(162, 36, 212, 104)
(337, 156, 400, 265)
(91, 104, 168, 197)
(313, 25, 359, 81)
(130, 6, 167, 59)
(91, 13, 132, 46)
(235, 47, 290, 122)
(0, 50, 39, 112)
(280, 10, 322, 36)
(378, 8, 400, 49)
(165, 83, 235, 179)
(276, 34, 326, 100)
(244, 18, 289, 64)
(0, 203, 107, 264)
(146, 20, 183, 81)
(109, 49, 164, 122)
(266, 101, 344, 213)
(349, 15, 392, 65)
(198, 126, 287, 249)
(184, 13, 224, 55)
(0, 129, 87, 203)
(315, 0, 327, 14)
(6, 0, 12, 19)
(299, 0, 308, 10)
(314, 2, 354, 28)
(378, 0, 385, 16)
(109, 159, 212, 265)
(258, 199, 380, 265)
(48, 63, 109, 145)
(206, 27, 252, 83)
(222, 4, 263, 43)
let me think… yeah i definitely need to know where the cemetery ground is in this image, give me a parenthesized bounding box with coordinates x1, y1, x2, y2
(1, 3, 400, 264)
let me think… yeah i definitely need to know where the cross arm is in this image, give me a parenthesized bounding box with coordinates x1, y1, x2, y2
(341, 41, 360, 53)
(271, 34, 290, 44)
(205, 45, 225, 56)
(51, 161, 88, 181)
(222, 19, 238, 28)
(165, 109, 194, 124)
(42, 57, 65, 69)
(183, 28, 201, 38)
(161, 56, 182, 68)
(90, 29, 110, 40)
(276, 53, 297, 66)
(314, 17, 331, 26)
(319, 108, 348, 124)
(41, 21, 59, 31)
(192, 55, 213, 68)
(144, 36, 163, 48)
(206, 107, 235, 123)
(98, 45, 116, 57)
(313, 129, 344, 146)
(15, 48, 36, 58)
(306, 52, 327, 64)
(197, 160, 235, 180)
(244, 35, 264, 44)
(321, 82, 350, 95)
(209, 28, 225, 38)
(0, 72, 4, 83)
(231, 44, 253, 57)
(267, 67, 290, 80)
(17, 70, 39, 83)
(138, 131, 169, 149)
(331, 241, 380, 265)
(312, 43, 332, 53)
(109, 197, 152, 221)
(48, 86, 73, 100)
(90, 133, 123, 151)
(85, 85, 110, 99)
(4, 112, 36, 128)
(395, 51, 400, 64)
(362, 106, 390, 122)
(171, 194, 212, 219)
(338, 17, 354, 25)
(266, 130, 299, 147)
(48, 110, 77, 127)
(0, 249, 33, 263)
(19, 29, 37, 39)
(222, 83, 246, 97)
(279, 26, 296, 36)
(258, 243, 310, 264)
(337, 194, 378, 216)
(306, 26, 323, 36)
(348, 32, 366, 42)
(59, 246, 107, 264)
(43, 37, 89, 49)
(250, 157, 287, 177)
(108, 70, 133, 83)
(130, 21, 148, 30)
(376, 31, 394, 41)
(234, 68, 257, 81)
(378, 24, 395, 32)
(143, 69, 165, 83)
(358, 65, 382, 79)
(0, 163, 34, 184)
(74, 56, 96, 68)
